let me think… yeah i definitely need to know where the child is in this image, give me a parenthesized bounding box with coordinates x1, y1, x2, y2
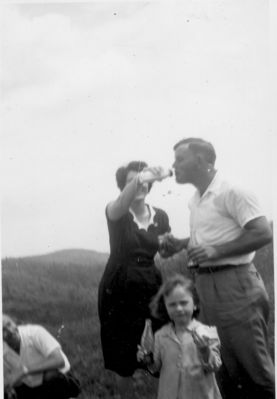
(137, 274, 222, 399)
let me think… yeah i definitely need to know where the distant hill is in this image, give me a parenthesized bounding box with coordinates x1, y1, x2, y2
(2, 248, 109, 267)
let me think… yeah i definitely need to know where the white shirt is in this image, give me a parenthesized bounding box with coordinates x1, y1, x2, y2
(189, 173, 264, 266)
(19, 324, 70, 387)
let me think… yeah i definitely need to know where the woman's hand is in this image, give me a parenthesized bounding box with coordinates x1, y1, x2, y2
(158, 233, 186, 258)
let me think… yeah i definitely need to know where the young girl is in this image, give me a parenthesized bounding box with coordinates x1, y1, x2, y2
(137, 274, 222, 399)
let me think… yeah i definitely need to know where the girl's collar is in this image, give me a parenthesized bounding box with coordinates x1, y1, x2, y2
(166, 319, 197, 340)
(171, 318, 197, 333)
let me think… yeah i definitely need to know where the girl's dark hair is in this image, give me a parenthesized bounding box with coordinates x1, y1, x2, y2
(150, 274, 199, 323)
(115, 160, 153, 191)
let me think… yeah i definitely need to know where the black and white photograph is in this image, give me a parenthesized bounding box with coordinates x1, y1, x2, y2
(1, 1, 275, 399)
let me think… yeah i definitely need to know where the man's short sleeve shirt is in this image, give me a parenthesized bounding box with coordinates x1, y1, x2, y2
(189, 173, 265, 266)
(19, 324, 70, 387)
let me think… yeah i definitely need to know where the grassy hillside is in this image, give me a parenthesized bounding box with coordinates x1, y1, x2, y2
(1, 246, 274, 398)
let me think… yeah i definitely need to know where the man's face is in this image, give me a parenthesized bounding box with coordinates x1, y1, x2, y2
(173, 144, 198, 184)
(2, 316, 21, 353)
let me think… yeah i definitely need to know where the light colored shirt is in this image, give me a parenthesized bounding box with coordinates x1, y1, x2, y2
(19, 324, 70, 387)
(153, 319, 222, 399)
(189, 173, 264, 266)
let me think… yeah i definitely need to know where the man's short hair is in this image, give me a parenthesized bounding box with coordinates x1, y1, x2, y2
(2, 314, 16, 329)
(173, 138, 216, 165)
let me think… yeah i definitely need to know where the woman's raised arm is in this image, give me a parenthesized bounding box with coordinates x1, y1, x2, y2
(107, 175, 143, 221)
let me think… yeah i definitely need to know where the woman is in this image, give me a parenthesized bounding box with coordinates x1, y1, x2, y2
(98, 161, 171, 398)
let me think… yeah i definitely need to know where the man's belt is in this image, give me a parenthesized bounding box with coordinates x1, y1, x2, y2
(189, 263, 250, 274)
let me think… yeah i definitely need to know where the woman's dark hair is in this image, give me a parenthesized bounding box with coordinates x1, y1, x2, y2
(150, 274, 199, 323)
(115, 160, 153, 191)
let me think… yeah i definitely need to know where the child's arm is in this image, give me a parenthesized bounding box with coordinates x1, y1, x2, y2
(150, 333, 162, 376)
(199, 341, 222, 372)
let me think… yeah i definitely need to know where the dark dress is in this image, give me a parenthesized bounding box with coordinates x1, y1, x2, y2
(98, 205, 170, 376)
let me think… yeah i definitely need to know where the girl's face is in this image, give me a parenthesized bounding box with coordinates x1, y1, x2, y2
(164, 285, 194, 327)
(126, 170, 149, 201)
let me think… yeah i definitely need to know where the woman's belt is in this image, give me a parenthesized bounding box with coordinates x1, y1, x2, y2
(132, 256, 154, 265)
(190, 263, 250, 274)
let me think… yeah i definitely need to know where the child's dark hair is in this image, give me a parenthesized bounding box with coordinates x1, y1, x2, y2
(150, 274, 199, 324)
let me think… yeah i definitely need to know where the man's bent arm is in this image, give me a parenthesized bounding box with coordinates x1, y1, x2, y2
(215, 216, 272, 258)
(11, 348, 65, 387)
(25, 348, 65, 375)
(188, 216, 272, 263)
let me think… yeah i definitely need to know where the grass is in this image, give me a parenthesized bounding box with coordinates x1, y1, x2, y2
(1, 243, 274, 398)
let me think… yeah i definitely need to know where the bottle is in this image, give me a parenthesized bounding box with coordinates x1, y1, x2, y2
(140, 319, 154, 354)
(139, 167, 173, 184)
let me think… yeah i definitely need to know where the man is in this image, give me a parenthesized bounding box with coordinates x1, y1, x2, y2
(2, 314, 80, 399)
(161, 138, 274, 399)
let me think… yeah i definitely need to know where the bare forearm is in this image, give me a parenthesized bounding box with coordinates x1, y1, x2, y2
(11, 353, 65, 387)
(214, 229, 272, 259)
(27, 352, 65, 375)
(188, 218, 272, 264)
(107, 176, 142, 220)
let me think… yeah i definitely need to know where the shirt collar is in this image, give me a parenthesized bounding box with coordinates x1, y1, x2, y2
(161, 319, 198, 341)
(195, 171, 221, 200)
(129, 204, 156, 230)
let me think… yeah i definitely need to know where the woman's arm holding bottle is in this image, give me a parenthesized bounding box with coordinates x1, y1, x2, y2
(107, 167, 172, 221)
(107, 175, 143, 221)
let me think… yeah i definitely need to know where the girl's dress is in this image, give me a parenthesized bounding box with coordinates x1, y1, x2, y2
(153, 319, 222, 399)
(98, 204, 170, 376)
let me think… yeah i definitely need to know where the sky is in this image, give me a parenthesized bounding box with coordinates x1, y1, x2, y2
(1, 0, 276, 258)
